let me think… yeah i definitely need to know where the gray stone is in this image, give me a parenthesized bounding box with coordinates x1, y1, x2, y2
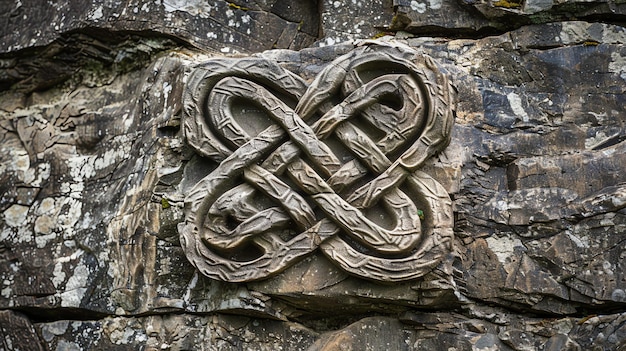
(1, 1, 625, 350)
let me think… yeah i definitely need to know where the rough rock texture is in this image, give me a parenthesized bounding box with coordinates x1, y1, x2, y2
(1, 1, 625, 350)
(0, 0, 320, 54)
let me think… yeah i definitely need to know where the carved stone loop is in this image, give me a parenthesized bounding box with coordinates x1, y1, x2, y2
(180, 42, 456, 282)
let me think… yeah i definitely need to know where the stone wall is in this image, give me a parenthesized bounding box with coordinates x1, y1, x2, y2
(1, 1, 625, 350)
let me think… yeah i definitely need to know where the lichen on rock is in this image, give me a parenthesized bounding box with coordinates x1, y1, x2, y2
(1, 1, 626, 350)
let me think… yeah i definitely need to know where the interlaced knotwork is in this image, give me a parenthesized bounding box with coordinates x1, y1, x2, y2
(179, 42, 456, 282)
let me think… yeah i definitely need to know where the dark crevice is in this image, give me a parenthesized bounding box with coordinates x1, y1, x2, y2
(6, 300, 626, 333)
(382, 23, 507, 39)
(157, 125, 181, 138)
(461, 294, 626, 320)
(0, 28, 191, 93)
(10, 307, 111, 324)
(590, 133, 626, 150)
(387, 3, 626, 40)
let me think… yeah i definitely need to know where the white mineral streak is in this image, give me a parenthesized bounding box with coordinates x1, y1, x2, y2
(428, 0, 442, 10)
(163, 0, 214, 14)
(602, 25, 626, 44)
(60, 261, 90, 307)
(52, 249, 87, 307)
(566, 231, 589, 249)
(507, 92, 529, 122)
(485, 235, 524, 264)
(559, 22, 591, 44)
(183, 272, 199, 305)
(609, 52, 626, 81)
(523, 0, 553, 14)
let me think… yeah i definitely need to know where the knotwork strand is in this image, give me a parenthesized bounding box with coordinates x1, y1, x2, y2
(180, 42, 455, 282)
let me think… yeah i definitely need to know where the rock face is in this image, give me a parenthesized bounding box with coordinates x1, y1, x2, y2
(1, 1, 625, 350)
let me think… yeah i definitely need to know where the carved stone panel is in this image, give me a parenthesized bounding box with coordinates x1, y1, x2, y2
(179, 42, 456, 283)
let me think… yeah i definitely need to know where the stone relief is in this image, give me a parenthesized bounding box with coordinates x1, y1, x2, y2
(3, 2, 626, 346)
(179, 42, 456, 283)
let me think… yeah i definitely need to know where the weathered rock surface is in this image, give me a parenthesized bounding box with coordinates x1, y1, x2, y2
(391, 0, 626, 34)
(1, 0, 626, 350)
(26, 310, 626, 350)
(0, 0, 320, 54)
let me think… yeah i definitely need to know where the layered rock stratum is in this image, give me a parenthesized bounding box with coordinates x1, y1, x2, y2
(1, 1, 625, 350)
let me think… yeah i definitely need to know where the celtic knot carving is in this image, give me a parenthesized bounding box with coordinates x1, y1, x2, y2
(179, 42, 456, 282)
